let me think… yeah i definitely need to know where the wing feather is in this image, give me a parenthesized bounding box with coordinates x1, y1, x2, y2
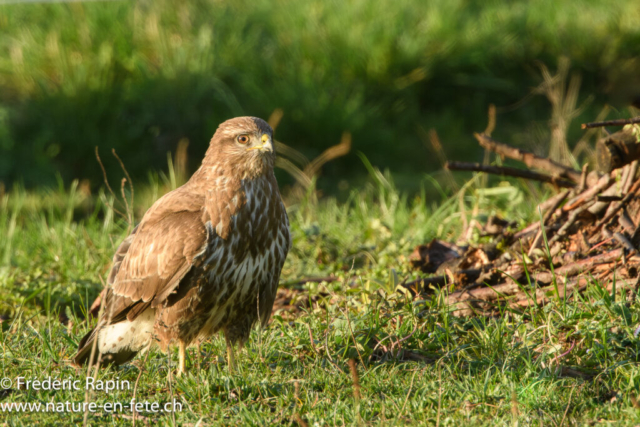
(104, 190, 209, 323)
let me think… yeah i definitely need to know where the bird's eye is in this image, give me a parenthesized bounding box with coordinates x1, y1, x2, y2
(237, 135, 249, 144)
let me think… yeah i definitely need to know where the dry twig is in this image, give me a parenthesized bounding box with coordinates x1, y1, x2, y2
(474, 133, 582, 182)
(445, 161, 575, 188)
(582, 116, 640, 129)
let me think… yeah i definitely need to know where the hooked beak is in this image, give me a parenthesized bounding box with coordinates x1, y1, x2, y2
(246, 134, 273, 153)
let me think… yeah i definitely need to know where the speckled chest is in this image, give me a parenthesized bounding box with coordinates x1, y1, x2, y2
(197, 177, 290, 313)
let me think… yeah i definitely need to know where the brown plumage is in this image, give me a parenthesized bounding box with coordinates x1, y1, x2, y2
(74, 117, 291, 374)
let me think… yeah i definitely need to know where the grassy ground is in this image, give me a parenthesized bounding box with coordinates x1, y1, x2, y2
(1, 170, 640, 425)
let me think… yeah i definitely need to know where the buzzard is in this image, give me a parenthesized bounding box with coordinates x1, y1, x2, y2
(74, 117, 291, 375)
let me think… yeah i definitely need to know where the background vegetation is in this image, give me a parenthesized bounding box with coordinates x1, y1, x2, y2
(1, 0, 640, 192)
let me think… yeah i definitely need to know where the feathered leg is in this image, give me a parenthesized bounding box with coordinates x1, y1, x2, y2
(196, 342, 202, 373)
(178, 340, 186, 376)
(224, 332, 236, 374)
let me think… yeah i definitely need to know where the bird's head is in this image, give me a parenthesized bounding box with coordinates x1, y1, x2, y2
(205, 116, 276, 179)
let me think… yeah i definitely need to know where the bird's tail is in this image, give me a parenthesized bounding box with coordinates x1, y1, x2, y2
(73, 328, 99, 366)
(73, 327, 137, 367)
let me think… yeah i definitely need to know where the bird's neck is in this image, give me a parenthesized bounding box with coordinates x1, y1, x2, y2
(187, 164, 278, 240)
(189, 162, 274, 191)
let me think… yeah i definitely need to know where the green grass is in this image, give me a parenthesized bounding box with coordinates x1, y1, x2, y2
(1, 0, 640, 190)
(2, 171, 640, 425)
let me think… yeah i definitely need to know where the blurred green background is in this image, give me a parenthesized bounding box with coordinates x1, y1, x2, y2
(1, 0, 639, 194)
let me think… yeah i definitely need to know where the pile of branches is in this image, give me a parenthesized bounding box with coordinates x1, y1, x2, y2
(407, 116, 640, 316)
